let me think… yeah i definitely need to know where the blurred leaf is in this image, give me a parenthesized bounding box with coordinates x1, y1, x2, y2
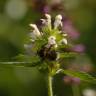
(60, 52, 78, 58)
(62, 69, 96, 83)
(0, 54, 41, 67)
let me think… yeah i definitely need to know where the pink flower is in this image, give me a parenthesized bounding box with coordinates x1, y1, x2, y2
(72, 44, 85, 53)
(43, 6, 51, 13)
(63, 20, 80, 40)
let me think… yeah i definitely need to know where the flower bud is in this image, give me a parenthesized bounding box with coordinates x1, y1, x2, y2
(54, 14, 63, 29)
(45, 14, 51, 30)
(55, 14, 62, 20)
(45, 14, 51, 19)
(60, 38, 68, 45)
(40, 19, 46, 24)
(29, 24, 41, 37)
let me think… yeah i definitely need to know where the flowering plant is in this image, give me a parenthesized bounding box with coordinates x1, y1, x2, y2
(28, 14, 68, 70)
(1, 14, 96, 96)
(23, 14, 96, 96)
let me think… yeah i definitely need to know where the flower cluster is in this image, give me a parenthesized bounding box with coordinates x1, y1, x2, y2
(28, 14, 68, 61)
(30, 14, 67, 50)
(23, 13, 78, 74)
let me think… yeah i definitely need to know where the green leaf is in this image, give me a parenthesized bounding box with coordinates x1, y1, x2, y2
(42, 26, 50, 37)
(0, 54, 41, 67)
(62, 69, 96, 83)
(60, 52, 77, 58)
(0, 61, 41, 67)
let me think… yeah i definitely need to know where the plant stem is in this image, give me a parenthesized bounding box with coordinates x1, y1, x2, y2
(72, 84, 80, 96)
(48, 74, 53, 96)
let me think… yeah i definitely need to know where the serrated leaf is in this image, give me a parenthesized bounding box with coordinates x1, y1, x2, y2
(62, 69, 96, 83)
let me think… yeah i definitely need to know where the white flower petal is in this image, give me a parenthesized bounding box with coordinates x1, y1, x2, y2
(45, 14, 51, 30)
(45, 14, 51, 19)
(62, 33, 67, 37)
(48, 39, 56, 45)
(59, 38, 68, 45)
(29, 24, 36, 28)
(40, 19, 46, 24)
(62, 38, 68, 45)
(54, 14, 63, 29)
(55, 14, 62, 20)
(29, 24, 41, 37)
(56, 52, 60, 60)
(48, 36, 56, 45)
(56, 69, 63, 74)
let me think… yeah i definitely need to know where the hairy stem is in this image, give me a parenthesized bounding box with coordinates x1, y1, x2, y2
(48, 73, 53, 96)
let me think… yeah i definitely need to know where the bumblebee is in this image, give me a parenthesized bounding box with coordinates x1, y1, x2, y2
(37, 44, 57, 61)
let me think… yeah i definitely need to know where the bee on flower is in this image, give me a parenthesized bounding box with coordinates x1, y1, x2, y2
(27, 14, 68, 61)
(22, 13, 95, 96)
(23, 13, 70, 66)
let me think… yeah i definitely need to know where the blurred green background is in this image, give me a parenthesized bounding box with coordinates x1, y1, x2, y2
(0, 0, 96, 96)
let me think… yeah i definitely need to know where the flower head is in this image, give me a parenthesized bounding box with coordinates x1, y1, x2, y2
(26, 14, 69, 63)
(28, 14, 68, 49)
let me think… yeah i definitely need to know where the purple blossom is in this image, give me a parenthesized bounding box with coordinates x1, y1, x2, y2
(63, 19, 80, 39)
(43, 6, 51, 13)
(72, 44, 85, 53)
(72, 77, 81, 84)
(64, 76, 81, 85)
(63, 76, 72, 84)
